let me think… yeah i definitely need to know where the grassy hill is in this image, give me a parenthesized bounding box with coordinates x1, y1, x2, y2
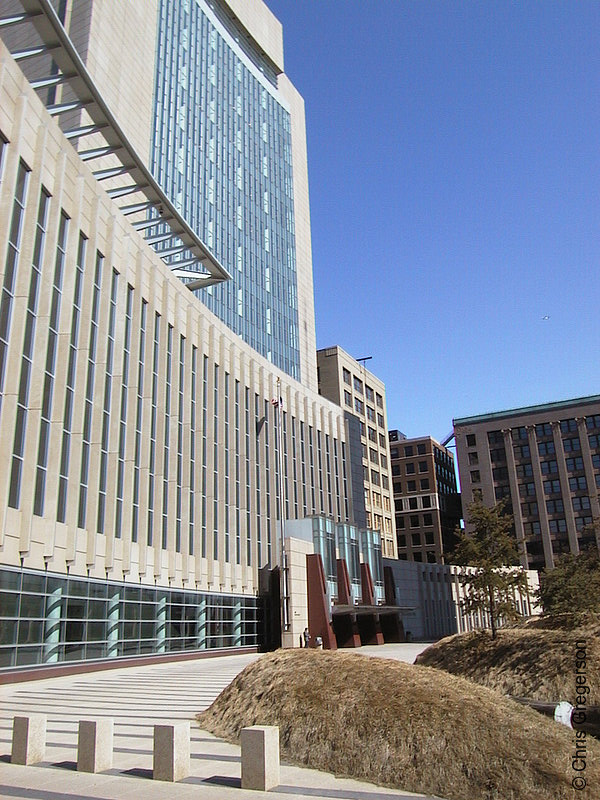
(198, 649, 600, 800)
(416, 624, 600, 704)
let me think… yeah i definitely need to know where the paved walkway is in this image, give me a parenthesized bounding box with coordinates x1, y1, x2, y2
(0, 645, 440, 800)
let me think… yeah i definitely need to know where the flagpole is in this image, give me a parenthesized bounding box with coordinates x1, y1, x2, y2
(276, 377, 290, 633)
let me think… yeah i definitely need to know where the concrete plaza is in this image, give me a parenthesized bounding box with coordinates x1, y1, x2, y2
(0, 644, 441, 800)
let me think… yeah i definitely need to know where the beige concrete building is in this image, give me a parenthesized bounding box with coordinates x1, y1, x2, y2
(0, 0, 365, 670)
(316, 347, 397, 559)
(455, 395, 600, 570)
(389, 433, 460, 563)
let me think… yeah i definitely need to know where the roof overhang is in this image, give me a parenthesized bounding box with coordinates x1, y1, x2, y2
(1, 0, 231, 290)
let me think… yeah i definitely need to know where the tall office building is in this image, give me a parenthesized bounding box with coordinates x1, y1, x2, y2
(0, 0, 359, 671)
(454, 395, 600, 570)
(389, 432, 460, 563)
(316, 347, 397, 559)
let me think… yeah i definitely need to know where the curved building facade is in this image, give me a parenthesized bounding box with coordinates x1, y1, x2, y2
(0, 0, 354, 672)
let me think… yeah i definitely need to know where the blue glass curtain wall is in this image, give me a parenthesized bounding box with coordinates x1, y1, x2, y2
(152, 0, 301, 379)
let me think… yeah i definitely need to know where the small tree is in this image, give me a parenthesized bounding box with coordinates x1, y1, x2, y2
(538, 545, 600, 616)
(451, 499, 528, 639)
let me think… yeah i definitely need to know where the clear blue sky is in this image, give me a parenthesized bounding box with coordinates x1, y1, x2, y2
(265, 0, 600, 442)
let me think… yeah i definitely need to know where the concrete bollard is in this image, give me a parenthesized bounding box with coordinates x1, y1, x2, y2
(11, 715, 47, 765)
(77, 719, 114, 773)
(153, 722, 190, 782)
(241, 725, 280, 791)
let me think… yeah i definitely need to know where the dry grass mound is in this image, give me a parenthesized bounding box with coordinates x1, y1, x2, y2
(198, 649, 600, 800)
(416, 628, 600, 703)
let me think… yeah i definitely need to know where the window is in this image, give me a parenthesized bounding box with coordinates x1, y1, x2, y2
(519, 482, 536, 497)
(344, 390, 352, 407)
(354, 398, 364, 414)
(418, 461, 427, 473)
(540, 460, 558, 475)
(576, 516, 593, 531)
(365, 385, 374, 402)
(488, 430, 503, 444)
(392, 465, 401, 476)
(377, 413, 384, 427)
(521, 501, 538, 516)
(493, 466, 509, 480)
(563, 437, 580, 452)
(406, 462, 415, 474)
(524, 520, 541, 536)
(390, 447, 398, 458)
(590, 434, 600, 450)
(468, 452, 479, 465)
(569, 476, 587, 491)
(393, 482, 402, 494)
(538, 441, 555, 456)
(593, 454, 600, 469)
(379, 433, 386, 447)
(512, 427, 527, 441)
(342, 368, 351, 385)
(366, 405, 375, 422)
(423, 513, 433, 526)
(549, 518, 567, 534)
(514, 445, 530, 459)
(382, 475, 389, 489)
(353, 376, 363, 393)
(544, 479, 561, 494)
(586, 415, 600, 430)
(417, 443, 426, 455)
(566, 457, 584, 471)
(376, 393, 383, 408)
(411, 533, 421, 546)
(404, 446, 413, 457)
(409, 497, 418, 509)
(369, 448, 378, 464)
(420, 478, 430, 490)
(471, 470, 480, 483)
(466, 434, 476, 447)
(560, 418, 577, 434)
(495, 485, 510, 499)
(422, 495, 431, 508)
(359, 422, 366, 437)
(546, 499, 564, 514)
(516, 463, 533, 478)
(410, 516, 419, 528)
(535, 423, 552, 438)
(397, 534, 406, 547)
(371, 470, 380, 485)
(368, 426, 377, 442)
(407, 480, 416, 491)
(572, 496, 590, 511)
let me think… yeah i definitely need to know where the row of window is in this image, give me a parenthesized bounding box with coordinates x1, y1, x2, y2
(397, 531, 436, 548)
(393, 479, 430, 494)
(0, 149, 353, 563)
(0, 568, 259, 669)
(341, 368, 383, 407)
(524, 516, 593, 537)
(390, 442, 428, 458)
(396, 513, 434, 529)
(466, 418, 600, 451)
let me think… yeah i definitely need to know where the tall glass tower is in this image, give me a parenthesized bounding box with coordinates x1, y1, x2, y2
(151, 0, 301, 380)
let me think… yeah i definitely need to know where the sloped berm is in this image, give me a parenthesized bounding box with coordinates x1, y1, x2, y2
(197, 649, 600, 800)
